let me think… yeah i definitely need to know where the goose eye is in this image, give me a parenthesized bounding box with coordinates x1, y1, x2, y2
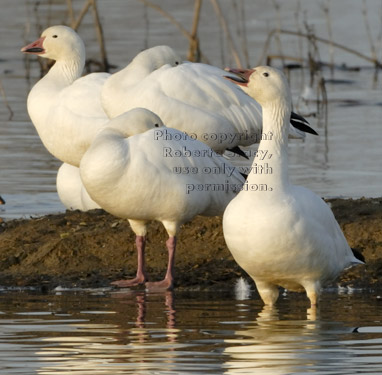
(263, 72, 269, 77)
(175, 61, 179, 65)
(154, 123, 160, 127)
(52, 35, 58, 38)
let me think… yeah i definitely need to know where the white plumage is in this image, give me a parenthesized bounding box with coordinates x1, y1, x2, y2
(80, 108, 245, 290)
(21, 27, 310, 213)
(21, 25, 110, 167)
(101, 46, 307, 155)
(56, 163, 100, 211)
(222, 66, 363, 307)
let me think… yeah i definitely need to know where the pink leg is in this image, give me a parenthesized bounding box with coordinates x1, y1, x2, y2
(145, 236, 176, 291)
(111, 235, 148, 288)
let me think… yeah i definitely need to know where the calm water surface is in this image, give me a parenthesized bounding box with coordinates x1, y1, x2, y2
(0, 289, 381, 374)
(0, 0, 381, 219)
(0, 3, 381, 373)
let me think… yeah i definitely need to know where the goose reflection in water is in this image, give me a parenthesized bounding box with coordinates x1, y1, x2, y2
(222, 302, 364, 375)
(34, 291, 180, 375)
(111, 290, 178, 343)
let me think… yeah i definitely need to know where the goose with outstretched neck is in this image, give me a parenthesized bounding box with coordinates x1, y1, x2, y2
(222, 66, 364, 307)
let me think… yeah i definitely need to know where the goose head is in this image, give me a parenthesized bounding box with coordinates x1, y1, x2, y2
(131, 45, 182, 72)
(21, 25, 85, 63)
(106, 108, 165, 137)
(225, 66, 318, 135)
(225, 66, 291, 108)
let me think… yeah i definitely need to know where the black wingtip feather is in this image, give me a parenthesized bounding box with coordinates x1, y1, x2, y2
(226, 146, 249, 160)
(290, 112, 319, 136)
(351, 248, 365, 263)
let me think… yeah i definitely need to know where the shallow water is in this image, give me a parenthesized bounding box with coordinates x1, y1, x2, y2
(0, 289, 381, 374)
(0, 3, 381, 373)
(0, 0, 381, 219)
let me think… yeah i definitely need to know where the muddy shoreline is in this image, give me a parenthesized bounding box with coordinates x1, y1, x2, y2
(0, 197, 381, 293)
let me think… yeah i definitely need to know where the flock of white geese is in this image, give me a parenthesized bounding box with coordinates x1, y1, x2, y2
(20, 25, 363, 307)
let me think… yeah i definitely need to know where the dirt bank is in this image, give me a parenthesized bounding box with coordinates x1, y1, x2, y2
(0, 197, 381, 292)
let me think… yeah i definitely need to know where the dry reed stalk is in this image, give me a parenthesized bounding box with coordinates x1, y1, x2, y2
(136, 0, 209, 62)
(68, 0, 92, 30)
(187, 0, 202, 62)
(293, 0, 304, 62)
(260, 28, 382, 68)
(304, 22, 322, 87)
(240, 0, 250, 68)
(143, 4, 149, 50)
(271, 0, 285, 67)
(266, 55, 305, 65)
(210, 0, 242, 67)
(233, 0, 250, 68)
(0, 79, 13, 121)
(66, 0, 110, 71)
(362, 0, 378, 63)
(137, 0, 192, 42)
(66, 0, 75, 25)
(376, 4, 382, 62)
(321, 1, 334, 75)
(90, 0, 110, 71)
(318, 76, 329, 164)
(29, 1, 50, 76)
(293, 1, 307, 96)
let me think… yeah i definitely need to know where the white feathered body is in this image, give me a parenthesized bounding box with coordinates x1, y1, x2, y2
(56, 163, 100, 211)
(222, 66, 362, 303)
(102, 61, 264, 152)
(80, 126, 244, 225)
(223, 185, 358, 292)
(23, 26, 111, 167)
(27, 71, 110, 166)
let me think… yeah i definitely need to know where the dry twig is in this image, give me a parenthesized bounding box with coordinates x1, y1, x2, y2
(136, 0, 208, 62)
(187, 0, 202, 62)
(0, 79, 14, 121)
(259, 28, 382, 68)
(210, 0, 242, 67)
(66, 0, 110, 71)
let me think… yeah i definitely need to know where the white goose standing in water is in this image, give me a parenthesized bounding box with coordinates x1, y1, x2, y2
(222, 66, 364, 307)
(80, 108, 245, 291)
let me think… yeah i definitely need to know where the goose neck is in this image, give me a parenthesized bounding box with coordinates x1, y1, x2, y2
(245, 99, 291, 192)
(48, 56, 84, 86)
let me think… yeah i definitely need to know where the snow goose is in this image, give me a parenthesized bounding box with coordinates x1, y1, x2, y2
(56, 163, 100, 211)
(101, 46, 315, 156)
(21, 25, 110, 167)
(80, 108, 245, 291)
(222, 66, 363, 307)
